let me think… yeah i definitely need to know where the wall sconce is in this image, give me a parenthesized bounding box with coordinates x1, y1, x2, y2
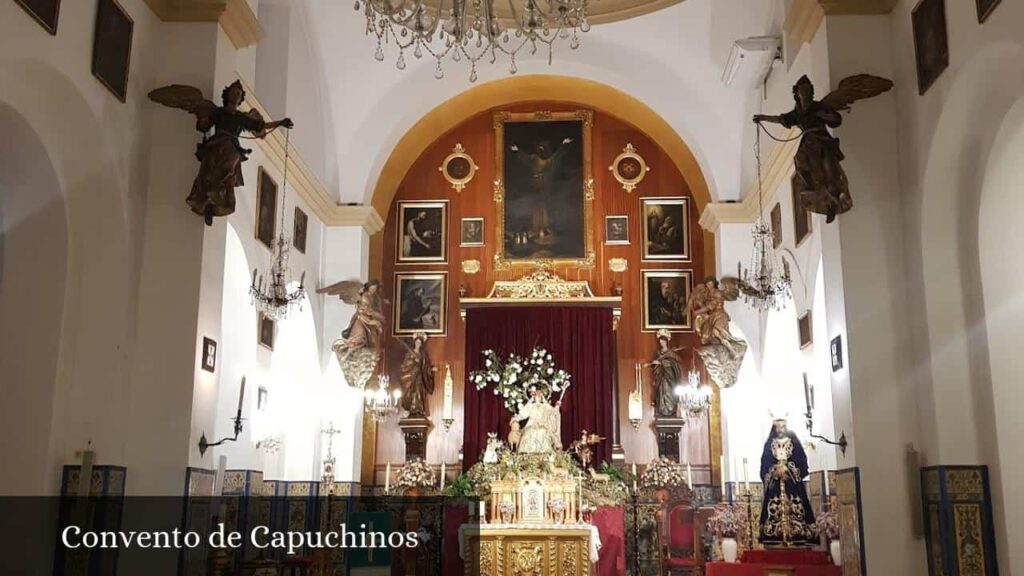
(199, 377, 246, 457)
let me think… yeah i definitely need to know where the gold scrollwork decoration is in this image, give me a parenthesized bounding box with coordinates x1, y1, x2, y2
(462, 259, 481, 274)
(439, 143, 478, 193)
(609, 143, 650, 193)
(487, 266, 595, 300)
(510, 543, 543, 576)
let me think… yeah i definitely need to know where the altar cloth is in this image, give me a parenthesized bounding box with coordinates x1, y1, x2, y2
(705, 562, 841, 576)
(458, 523, 602, 563)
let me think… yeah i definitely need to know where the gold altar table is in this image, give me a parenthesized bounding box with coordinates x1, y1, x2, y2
(460, 524, 597, 576)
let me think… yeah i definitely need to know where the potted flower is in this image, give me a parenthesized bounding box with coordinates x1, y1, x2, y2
(391, 457, 436, 497)
(815, 509, 842, 566)
(639, 457, 686, 502)
(706, 503, 746, 563)
(499, 500, 516, 524)
(548, 498, 567, 524)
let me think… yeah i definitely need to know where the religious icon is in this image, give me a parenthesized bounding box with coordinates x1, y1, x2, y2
(912, 0, 949, 94)
(258, 313, 275, 350)
(609, 143, 650, 193)
(293, 206, 308, 254)
(511, 388, 563, 454)
(92, 0, 133, 102)
(398, 332, 435, 418)
(759, 418, 817, 547)
(460, 217, 484, 247)
(684, 276, 748, 388)
(604, 215, 629, 245)
(798, 311, 812, 349)
(439, 143, 478, 192)
(641, 270, 693, 332)
(255, 168, 277, 249)
(148, 81, 293, 225)
(201, 337, 217, 372)
(647, 329, 684, 419)
(319, 279, 385, 389)
(641, 197, 690, 261)
(792, 173, 812, 245)
(771, 203, 783, 248)
(394, 273, 447, 336)
(754, 74, 893, 222)
(495, 110, 594, 268)
(14, 0, 61, 35)
(396, 201, 447, 263)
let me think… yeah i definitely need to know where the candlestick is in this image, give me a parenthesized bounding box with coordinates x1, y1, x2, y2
(442, 365, 454, 423)
(237, 376, 246, 417)
(440, 461, 446, 490)
(824, 471, 831, 497)
(384, 462, 391, 493)
(743, 457, 749, 493)
(687, 462, 693, 489)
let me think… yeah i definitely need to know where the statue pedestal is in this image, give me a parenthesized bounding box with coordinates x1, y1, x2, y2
(653, 418, 685, 462)
(399, 416, 432, 461)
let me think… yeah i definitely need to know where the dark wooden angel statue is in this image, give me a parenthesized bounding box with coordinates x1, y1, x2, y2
(148, 81, 293, 225)
(754, 74, 893, 223)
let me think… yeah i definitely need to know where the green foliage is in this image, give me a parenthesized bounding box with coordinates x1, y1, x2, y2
(442, 473, 474, 499)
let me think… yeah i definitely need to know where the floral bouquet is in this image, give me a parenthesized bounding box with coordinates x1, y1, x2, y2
(814, 509, 841, 540)
(499, 500, 516, 523)
(469, 347, 571, 413)
(706, 503, 747, 539)
(391, 457, 436, 494)
(548, 498, 567, 523)
(639, 457, 687, 488)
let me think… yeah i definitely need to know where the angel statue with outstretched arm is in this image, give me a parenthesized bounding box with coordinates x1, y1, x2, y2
(149, 81, 293, 225)
(318, 279, 385, 389)
(684, 277, 749, 389)
(754, 74, 893, 223)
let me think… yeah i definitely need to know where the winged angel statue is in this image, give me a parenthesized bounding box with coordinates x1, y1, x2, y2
(148, 81, 293, 225)
(684, 277, 749, 389)
(754, 74, 893, 223)
(318, 280, 385, 389)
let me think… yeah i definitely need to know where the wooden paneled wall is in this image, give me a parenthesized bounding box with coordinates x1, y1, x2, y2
(369, 102, 714, 480)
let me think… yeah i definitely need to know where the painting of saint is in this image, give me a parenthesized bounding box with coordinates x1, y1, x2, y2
(460, 217, 484, 246)
(397, 201, 447, 263)
(641, 197, 690, 261)
(641, 270, 693, 331)
(496, 111, 593, 265)
(605, 215, 629, 245)
(255, 168, 277, 249)
(394, 273, 447, 336)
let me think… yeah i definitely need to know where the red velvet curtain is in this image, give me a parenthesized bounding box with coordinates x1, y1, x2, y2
(463, 306, 615, 469)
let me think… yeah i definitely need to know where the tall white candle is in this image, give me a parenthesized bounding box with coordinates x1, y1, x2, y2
(440, 461, 446, 490)
(385, 462, 391, 492)
(824, 472, 831, 497)
(743, 457, 750, 492)
(237, 376, 247, 416)
(687, 462, 693, 489)
(719, 455, 726, 487)
(442, 365, 454, 421)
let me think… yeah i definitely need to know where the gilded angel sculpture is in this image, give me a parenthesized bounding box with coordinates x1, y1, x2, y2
(148, 81, 293, 225)
(754, 74, 893, 223)
(318, 279, 385, 389)
(684, 277, 748, 389)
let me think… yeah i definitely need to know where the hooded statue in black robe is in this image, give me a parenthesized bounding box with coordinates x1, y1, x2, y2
(758, 419, 816, 547)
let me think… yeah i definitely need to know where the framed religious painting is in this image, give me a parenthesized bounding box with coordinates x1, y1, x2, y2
(258, 313, 276, 351)
(396, 200, 448, 264)
(493, 110, 595, 269)
(912, 0, 949, 95)
(798, 311, 813, 349)
(641, 269, 693, 332)
(771, 203, 783, 248)
(793, 174, 812, 245)
(200, 337, 217, 373)
(604, 215, 629, 245)
(976, 0, 1001, 23)
(14, 0, 61, 35)
(255, 167, 277, 250)
(393, 272, 448, 336)
(460, 217, 484, 247)
(641, 197, 691, 261)
(292, 206, 308, 254)
(92, 0, 134, 102)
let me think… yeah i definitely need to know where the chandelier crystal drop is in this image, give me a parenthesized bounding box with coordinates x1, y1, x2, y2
(738, 129, 792, 312)
(364, 374, 402, 423)
(356, 0, 592, 82)
(250, 129, 307, 320)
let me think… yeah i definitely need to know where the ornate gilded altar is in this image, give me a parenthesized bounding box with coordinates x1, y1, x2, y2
(487, 476, 579, 524)
(460, 525, 595, 576)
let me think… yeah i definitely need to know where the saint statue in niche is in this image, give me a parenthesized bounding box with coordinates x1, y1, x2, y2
(511, 388, 563, 454)
(648, 329, 684, 419)
(759, 418, 816, 547)
(148, 81, 294, 225)
(754, 74, 893, 223)
(684, 276, 748, 388)
(398, 331, 435, 418)
(318, 279, 385, 389)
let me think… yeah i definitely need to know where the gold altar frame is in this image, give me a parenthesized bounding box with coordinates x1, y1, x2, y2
(493, 110, 596, 271)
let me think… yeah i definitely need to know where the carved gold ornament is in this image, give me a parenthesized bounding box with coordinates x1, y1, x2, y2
(487, 265, 595, 300)
(608, 258, 628, 273)
(609, 143, 650, 193)
(439, 143, 478, 192)
(462, 259, 482, 274)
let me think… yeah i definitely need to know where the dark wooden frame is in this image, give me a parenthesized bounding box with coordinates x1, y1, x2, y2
(258, 313, 276, 351)
(912, 0, 949, 95)
(831, 335, 844, 372)
(14, 0, 61, 35)
(770, 203, 783, 248)
(640, 196, 691, 262)
(91, 0, 134, 102)
(975, 0, 1002, 23)
(792, 175, 812, 246)
(201, 337, 217, 373)
(292, 206, 308, 254)
(798, 311, 813, 349)
(255, 167, 278, 250)
(460, 217, 485, 247)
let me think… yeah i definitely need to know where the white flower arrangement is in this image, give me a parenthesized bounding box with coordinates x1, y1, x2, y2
(639, 457, 688, 488)
(470, 348, 572, 413)
(391, 457, 436, 492)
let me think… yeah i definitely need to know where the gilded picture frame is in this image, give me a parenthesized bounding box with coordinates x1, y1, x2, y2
(439, 143, 477, 193)
(641, 269, 693, 332)
(396, 200, 448, 264)
(493, 110, 595, 270)
(393, 272, 448, 337)
(608, 143, 650, 193)
(640, 196, 691, 261)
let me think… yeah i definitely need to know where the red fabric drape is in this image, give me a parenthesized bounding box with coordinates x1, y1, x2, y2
(463, 306, 615, 469)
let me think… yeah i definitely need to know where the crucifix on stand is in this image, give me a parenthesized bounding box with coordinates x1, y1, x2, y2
(321, 421, 344, 496)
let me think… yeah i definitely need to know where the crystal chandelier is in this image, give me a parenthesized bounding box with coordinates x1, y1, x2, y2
(738, 129, 792, 312)
(250, 129, 306, 320)
(364, 374, 402, 423)
(355, 0, 592, 82)
(674, 357, 712, 417)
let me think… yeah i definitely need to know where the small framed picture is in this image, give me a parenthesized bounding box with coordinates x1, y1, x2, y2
(257, 387, 269, 411)
(976, 0, 1001, 23)
(798, 311, 813, 349)
(258, 313, 276, 351)
(460, 217, 484, 247)
(256, 167, 278, 250)
(771, 203, 783, 248)
(641, 269, 693, 332)
(793, 174, 812, 245)
(293, 207, 308, 254)
(201, 337, 217, 373)
(604, 215, 629, 245)
(14, 0, 61, 35)
(92, 0, 134, 102)
(397, 201, 448, 263)
(394, 272, 448, 336)
(912, 0, 949, 95)
(641, 197, 690, 261)
(831, 335, 844, 372)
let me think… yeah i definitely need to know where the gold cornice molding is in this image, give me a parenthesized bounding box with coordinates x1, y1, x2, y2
(239, 79, 384, 235)
(143, 0, 262, 49)
(785, 0, 898, 45)
(699, 127, 800, 232)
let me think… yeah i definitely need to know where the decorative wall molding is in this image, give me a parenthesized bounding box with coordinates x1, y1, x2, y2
(785, 0, 899, 45)
(699, 127, 801, 232)
(240, 79, 385, 234)
(143, 0, 262, 49)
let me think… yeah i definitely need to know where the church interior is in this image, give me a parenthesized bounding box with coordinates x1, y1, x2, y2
(1, 0, 1022, 574)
